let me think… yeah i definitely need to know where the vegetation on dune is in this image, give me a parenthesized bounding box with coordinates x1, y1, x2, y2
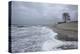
(52, 21, 78, 41)
(56, 22, 78, 32)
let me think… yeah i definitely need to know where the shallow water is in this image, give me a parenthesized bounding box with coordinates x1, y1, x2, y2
(11, 25, 77, 53)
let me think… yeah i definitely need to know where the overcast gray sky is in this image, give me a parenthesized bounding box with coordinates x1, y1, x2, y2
(11, 1, 78, 26)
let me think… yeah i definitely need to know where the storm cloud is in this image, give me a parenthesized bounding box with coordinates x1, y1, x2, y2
(11, 1, 78, 26)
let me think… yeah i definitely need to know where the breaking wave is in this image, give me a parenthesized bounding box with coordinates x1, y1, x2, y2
(11, 25, 77, 53)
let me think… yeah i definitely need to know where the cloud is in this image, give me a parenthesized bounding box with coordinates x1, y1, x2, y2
(11, 1, 78, 25)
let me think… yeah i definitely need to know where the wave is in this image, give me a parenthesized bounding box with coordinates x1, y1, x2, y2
(11, 26, 77, 52)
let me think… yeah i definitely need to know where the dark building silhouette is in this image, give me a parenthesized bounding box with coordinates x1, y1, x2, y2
(63, 13, 70, 23)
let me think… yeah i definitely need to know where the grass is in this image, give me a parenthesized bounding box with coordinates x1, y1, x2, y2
(52, 22, 78, 41)
(56, 22, 78, 32)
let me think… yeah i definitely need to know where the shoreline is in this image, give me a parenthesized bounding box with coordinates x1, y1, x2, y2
(49, 22, 78, 41)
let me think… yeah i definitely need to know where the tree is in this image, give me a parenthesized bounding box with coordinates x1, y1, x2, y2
(63, 13, 70, 23)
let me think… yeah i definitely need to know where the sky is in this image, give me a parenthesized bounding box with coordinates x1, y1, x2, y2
(11, 1, 78, 26)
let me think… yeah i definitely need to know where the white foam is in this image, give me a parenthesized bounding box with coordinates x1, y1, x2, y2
(11, 26, 77, 52)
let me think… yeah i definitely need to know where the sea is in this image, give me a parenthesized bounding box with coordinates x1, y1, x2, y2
(10, 25, 77, 53)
